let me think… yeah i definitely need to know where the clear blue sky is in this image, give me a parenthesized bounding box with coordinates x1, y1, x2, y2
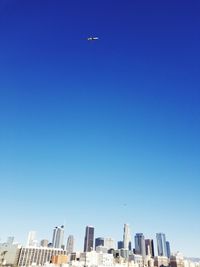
(0, 0, 200, 257)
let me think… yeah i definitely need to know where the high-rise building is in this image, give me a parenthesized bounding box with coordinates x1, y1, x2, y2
(95, 238, 104, 249)
(52, 225, 65, 249)
(134, 233, 146, 257)
(66, 235, 74, 253)
(156, 233, 167, 257)
(145, 239, 155, 258)
(123, 224, 131, 250)
(118, 241, 124, 249)
(27, 231, 37, 247)
(84, 226, 94, 252)
(166, 241, 171, 258)
(40, 239, 49, 247)
(104, 238, 115, 250)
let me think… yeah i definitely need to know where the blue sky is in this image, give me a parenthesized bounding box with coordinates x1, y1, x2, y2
(0, 0, 200, 257)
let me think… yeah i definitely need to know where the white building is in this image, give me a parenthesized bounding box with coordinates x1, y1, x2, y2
(123, 224, 131, 250)
(27, 231, 37, 247)
(104, 238, 115, 250)
(133, 254, 144, 267)
(0, 242, 21, 266)
(79, 251, 114, 267)
(18, 246, 67, 266)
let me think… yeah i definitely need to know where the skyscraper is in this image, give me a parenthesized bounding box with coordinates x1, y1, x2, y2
(123, 224, 131, 250)
(27, 231, 37, 247)
(118, 241, 124, 249)
(134, 233, 146, 257)
(166, 241, 171, 258)
(66, 235, 74, 253)
(40, 239, 49, 247)
(104, 238, 115, 250)
(95, 237, 104, 249)
(52, 225, 64, 249)
(84, 226, 94, 252)
(145, 239, 155, 258)
(156, 233, 167, 257)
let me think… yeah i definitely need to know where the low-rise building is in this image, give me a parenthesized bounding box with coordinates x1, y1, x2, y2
(0, 242, 21, 266)
(154, 256, 169, 267)
(18, 246, 67, 266)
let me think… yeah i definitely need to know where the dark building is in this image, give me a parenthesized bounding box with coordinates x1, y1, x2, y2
(84, 226, 94, 252)
(134, 233, 146, 257)
(166, 241, 171, 258)
(118, 241, 124, 249)
(95, 237, 104, 249)
(145, 239, 155, 258)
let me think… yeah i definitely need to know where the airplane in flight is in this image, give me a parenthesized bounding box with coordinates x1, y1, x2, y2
(87, 36, 99, 41)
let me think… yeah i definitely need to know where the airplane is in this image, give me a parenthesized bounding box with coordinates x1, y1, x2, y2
(87, 37, 99, 41)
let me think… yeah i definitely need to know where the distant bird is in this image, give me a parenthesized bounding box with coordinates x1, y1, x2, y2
(87, 36, 99, 41)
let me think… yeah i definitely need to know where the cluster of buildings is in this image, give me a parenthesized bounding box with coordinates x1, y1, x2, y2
(0, 224, 199, 267)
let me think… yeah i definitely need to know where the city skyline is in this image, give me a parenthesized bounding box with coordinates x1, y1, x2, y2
(0, 224, 189, 258)
(0, 0, 200, 258)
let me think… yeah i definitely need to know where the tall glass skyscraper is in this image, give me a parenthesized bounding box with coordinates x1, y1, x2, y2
(52, 225, 64, 248)
(166, 241, 171, 258)
(84, 226, 94, 252)
(134, 233, 146, 257)
(66, 235, 74, 253)
(156, 233, 167, 257)
(145, 239, 155, 258)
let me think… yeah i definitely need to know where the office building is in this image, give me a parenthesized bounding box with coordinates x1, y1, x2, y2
(84, 226, 94, 252)
(95, 238, 104, 249)
(166, 241, 171, 258)
(134, 233, 146, 257)
(154, 256, 169, 267)
(40, 239, 49, 247)
(66, 235, 74, 253)
(0, 243, 21, 267)
(27, 231, 37, 247)
(51, 254, 68, 264)
(170, 252, 184, 267)
(18, 246, 67, 266)
(156, 233, 167, 257)
(52, 225, 64, 249)
(118, 241, 124, 249)
(80, 251, 114, 267)
(123, 224, 131, 250)
(145, 239, 155, 258)
(104, 238, 115, 250)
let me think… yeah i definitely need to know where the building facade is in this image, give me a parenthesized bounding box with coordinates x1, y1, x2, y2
(18, 246, 67, 266)
(27, 231, 37, 247)
(145, 239, 155, 258)
(66, 235, 74, 253)
(52, 225, 64, 249)
(84, 226, 94, 252)
(134, 233, 146, 257)
(123, 224, 131, 251)
(156, 233, 167, 257)
(95, 238, 104, 249)
(166, 241, 171, 258)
